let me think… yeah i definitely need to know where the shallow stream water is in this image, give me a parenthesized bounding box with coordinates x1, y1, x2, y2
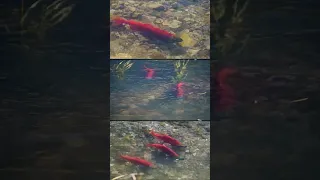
(110, 60, 210, 120)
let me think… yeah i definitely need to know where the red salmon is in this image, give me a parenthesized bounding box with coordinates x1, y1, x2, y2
(149, 129, 184, 146)
(111, 16, 182, 43)
(147, 144, 179, 157)
(120, 155, 156, 168)
(176, 82, 184, 98)
(144, 65, 154, 79)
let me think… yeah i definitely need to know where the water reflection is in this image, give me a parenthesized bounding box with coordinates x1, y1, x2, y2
(215, 67, 238, 113)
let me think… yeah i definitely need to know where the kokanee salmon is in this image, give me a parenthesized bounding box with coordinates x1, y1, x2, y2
(111, 16, 183, 43)
(144, 65, 154, 79)
(120, 155, 156, 168)
(147, 143, 179, 157)
(150, 129, 185, 147)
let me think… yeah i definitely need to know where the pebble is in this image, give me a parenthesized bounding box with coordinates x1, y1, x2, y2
(131, 12, 142, 19)
(168, 20, 182, 29)
(119, 4, 125, 9)
(128, 7, 136, 12)
(172, 3, 179, 9)
(155, 18, 163, 24)
(179, 31, 196, 47)
(189, 49, 199, 56)
(141, 15, 156, 23)
(162, 20, 170, 26)
(154, 6, 166, 11)
(148, 2, 163, 9)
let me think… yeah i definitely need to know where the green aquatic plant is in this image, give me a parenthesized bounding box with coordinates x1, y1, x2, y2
(122, 134, 134, 143)
(212, 0, 250, 57)
(111, 60, 134, 80)
(195, 127, 203, 135)
(172, 60, 189, 83)
(159, 122, 166, 126)
(20, 0, 75, 40)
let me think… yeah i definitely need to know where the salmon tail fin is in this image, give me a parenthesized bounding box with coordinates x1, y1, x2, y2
(117, 153, 126, 162)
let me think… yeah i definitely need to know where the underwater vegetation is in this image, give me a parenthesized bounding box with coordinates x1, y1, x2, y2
(111, 60, 134, 80)
(172, 60, 189, 83)
(212, 0, 250, 57)
(111, 60, 191, 82)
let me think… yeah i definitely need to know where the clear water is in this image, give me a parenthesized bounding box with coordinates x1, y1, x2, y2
(110, 121, 211, 180)
(110, 60, 210, 120)
(110, 0, 210, 59)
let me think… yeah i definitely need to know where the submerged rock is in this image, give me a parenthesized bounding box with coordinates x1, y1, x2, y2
(155, 18, 163, 24)
(168, 20, 182, 29)
(128, 7, 136, 12)
(148, 2, 163, 9)
(188, 49, 200, 56)
(179, 31, 196, 47)
(172, 3, 183, 10)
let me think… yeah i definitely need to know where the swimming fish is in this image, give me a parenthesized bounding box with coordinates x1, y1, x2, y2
(147, 144, 179, 157)
(176, 82, 184, 98)
(216, 67, 237, 111)
(144, 65, 154, 79)
(120, 155, 156, 168)
(149, 129, 185, 147)
(111, 16, 183, 43)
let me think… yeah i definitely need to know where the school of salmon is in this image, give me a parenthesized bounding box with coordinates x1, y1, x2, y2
(120, 129, 185, 168)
